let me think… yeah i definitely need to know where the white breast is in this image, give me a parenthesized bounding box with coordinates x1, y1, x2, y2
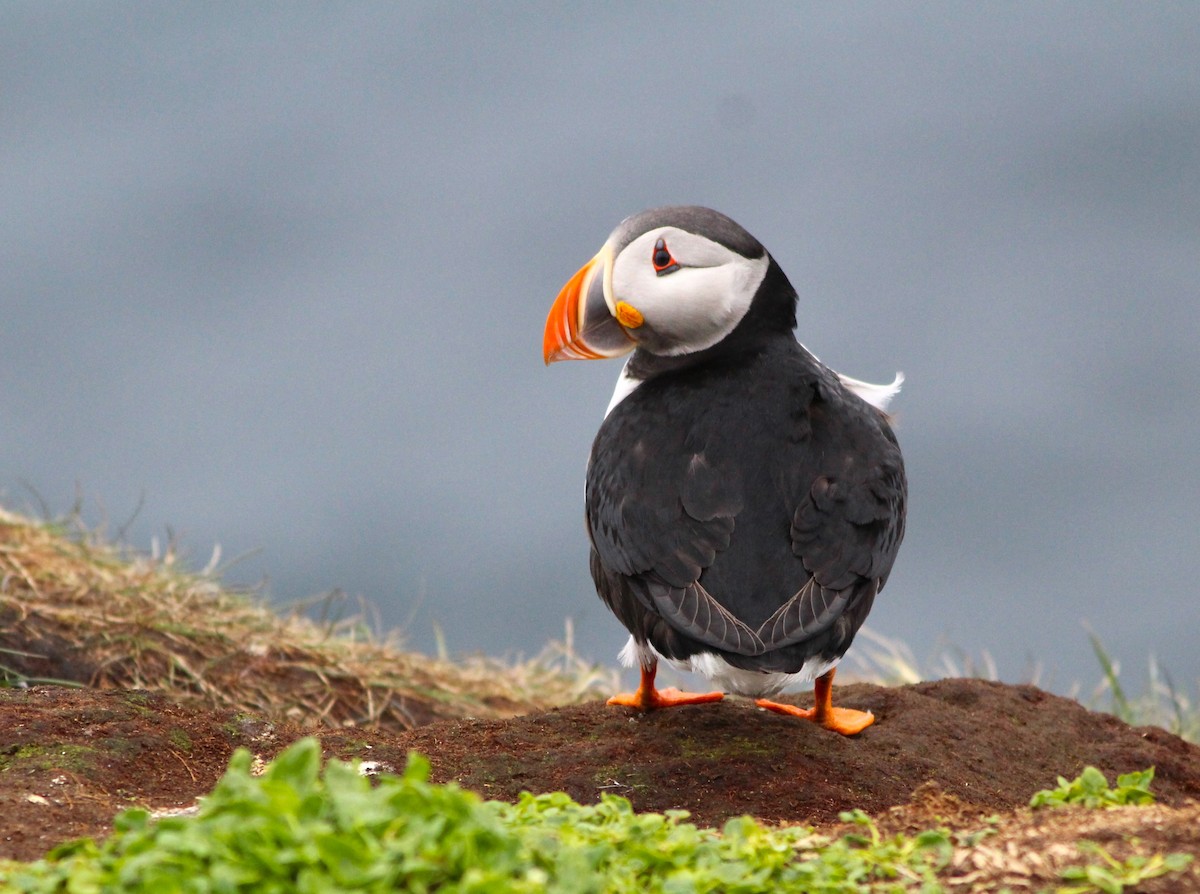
(604, 361, 642, 416)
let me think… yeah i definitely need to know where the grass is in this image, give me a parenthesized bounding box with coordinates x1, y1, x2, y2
(1084, 632, 1200, 742)
(0, 506, 617, 729)
(843, 627, 1199, 744)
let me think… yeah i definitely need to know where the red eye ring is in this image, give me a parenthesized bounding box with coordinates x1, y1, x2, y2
(652, 237, 680, 275)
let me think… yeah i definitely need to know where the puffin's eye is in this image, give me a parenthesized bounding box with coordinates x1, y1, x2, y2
(652, 237, 680, 276)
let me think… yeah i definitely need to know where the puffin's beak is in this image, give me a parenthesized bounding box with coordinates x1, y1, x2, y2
(543, 245, 636, 364)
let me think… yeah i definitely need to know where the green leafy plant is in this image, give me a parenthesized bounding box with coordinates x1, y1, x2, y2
(1030, 766, 1156, 810)
(0, 739, 958, 893)
(5, 740, 541, 894)
(828, 808, 953, 888)
(4, 741, 1194, 894)
(1059, 841, 1193, 894)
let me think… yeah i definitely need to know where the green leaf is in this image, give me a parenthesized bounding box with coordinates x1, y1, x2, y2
(17, 741, 1189, 894)
(1030, 765, 1159, 809)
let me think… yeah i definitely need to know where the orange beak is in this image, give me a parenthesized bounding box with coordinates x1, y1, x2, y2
(543, 247, 636, 364)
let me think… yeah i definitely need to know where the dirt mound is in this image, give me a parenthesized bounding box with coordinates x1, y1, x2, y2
(3, 679, 1200, 876)
(364, 678, 1200, 826)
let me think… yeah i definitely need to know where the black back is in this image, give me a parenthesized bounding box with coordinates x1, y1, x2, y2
(585, 311, 906, 675)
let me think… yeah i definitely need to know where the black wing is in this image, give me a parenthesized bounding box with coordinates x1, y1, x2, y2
(585, 351, 906, 661)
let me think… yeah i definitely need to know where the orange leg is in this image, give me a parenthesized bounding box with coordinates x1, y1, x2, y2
(755, 668, 874, 735)
(607, 662, 724, 711)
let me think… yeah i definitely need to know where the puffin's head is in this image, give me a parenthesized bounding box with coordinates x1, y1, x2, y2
(543, 206, 779, 364)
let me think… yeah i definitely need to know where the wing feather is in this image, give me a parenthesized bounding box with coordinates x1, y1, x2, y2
(755, 577, 851, 649)
(644, 578, 766, 655)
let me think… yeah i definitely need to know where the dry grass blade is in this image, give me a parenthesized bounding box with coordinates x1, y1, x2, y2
(0, 507, 614, 730)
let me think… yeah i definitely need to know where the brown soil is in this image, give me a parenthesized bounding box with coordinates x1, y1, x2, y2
(3, 679, 1200, 890)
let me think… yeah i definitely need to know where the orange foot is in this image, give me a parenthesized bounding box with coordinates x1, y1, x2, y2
(755, 668, 874, 735)
(607, 664, 724, 711)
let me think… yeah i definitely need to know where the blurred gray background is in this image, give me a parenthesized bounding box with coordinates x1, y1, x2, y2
(4, 4, 1198, 694)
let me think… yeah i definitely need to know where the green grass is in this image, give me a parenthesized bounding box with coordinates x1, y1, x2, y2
(1085, 634, 1199, 742)
(843, 627, 1199, 744)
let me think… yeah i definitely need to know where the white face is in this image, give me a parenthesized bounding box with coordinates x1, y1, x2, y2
(609, 227, 769, 356)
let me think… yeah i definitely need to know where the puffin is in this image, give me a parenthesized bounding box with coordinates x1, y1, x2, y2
(543, 206, 906, 735)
